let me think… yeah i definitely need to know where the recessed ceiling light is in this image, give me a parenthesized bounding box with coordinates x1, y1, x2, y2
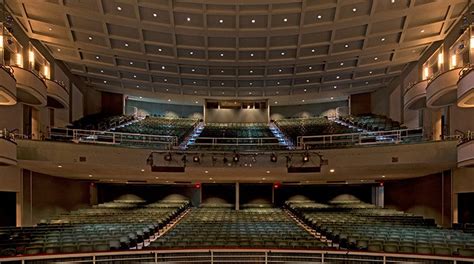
(141, 169, 145, 172)
(220, 53, 224, 57)
(317, 15, 322, 19)
(220, 70, 224, 73)
(344, 44, 349, 48)
(374, 57, 378, 60)
(340, 62, 344, 66)
(276, 91, 279, 94)
(187, 17, 191, 22)
(124, 43, 129, 47)
(249, 92, 252, 95)
(329, 169, 335, 173)
(88, 36, 93, 40)
(352, 8, 357, 12)
(161, 66, 165, 70)
(250, 53, 254, 57)
(281, 52, 285, 55)
(133, 75, 137, 78)
(117, 6, 122, 11)
(274, 101, 278, 104)
(283, 18, 288, 22)
(158, 48, 162, 52)
(277, 81, 280, 85)
(153, 13, 158, 17)
(365, 81, 369, 85)
(167, 99, 171, 102)
(330, 97, 334, 100)
(189, 51, 194, 55)
(262, 177, 266, 180)
(249, 82, 253, 86)
(57, 165, 62, 168)
(420, 29, 425, 33)
(193, 81, 196, 84)
(139, 96, 143, 99)
(48, 27, 52, 31)
(219, 19, 224, 23)
(88, 175, 92, 178)
(381, 38, 386, 42)
(221, 82, 224, 86)
(311, 49, 316, 53)
(191, 68, 195, 72)
(301, 99, 305, 102)
(304, 89, 307, 92)
(95, 56, 100, 60)
(382, 175, 386, 178)
(334, 85, 337, 89)
(369, 71, 373, 74)
(391, 0, 395, 3)
(308, 66, 312, 70)
(251, 19, 256, 23)
(155, 176, 159, 179)
(249, 70, 253, 73)
(336, 75, 340, 79)
(306, 79, 310, 83)
(57, 48, 61, 52)
(222, 92, 225, 94)
(129, 61, 134, 65)
(194, 90, 197, 93)
(164, 78, 167, 82)
(278, 69, 282, 72)
(195, 101, 198, 104)
(165, 88, 169, 91)
(103, 80, 107, 83)
(100, 69, 104, 73)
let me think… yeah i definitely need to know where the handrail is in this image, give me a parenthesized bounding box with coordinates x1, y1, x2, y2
(9, 65, 47, 87)
(403, 79, 428, 95)
(45, 78, 69, 93)
(0, 248, 472, 263)
(427, 67, 462, 86)
(458, 63, 473, 81)
(297, 128, 424, 149)
(0, 128, 15, 142)
(193, 136, 282, 146)
(0, 64, 15, 79)
(459, 130, 474, 145)
(48, 127, 178, 148)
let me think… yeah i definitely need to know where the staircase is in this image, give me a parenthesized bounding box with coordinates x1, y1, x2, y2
(269, 122, 295, 149)
(330, 117, 365, 133)
(179, 122, 205, 150)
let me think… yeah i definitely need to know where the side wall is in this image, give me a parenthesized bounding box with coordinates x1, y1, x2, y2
(22, 171, 91, 226)
(384, 173, 452, 227)
(126, 99, 203, 119)
(270, 101, 348, 120)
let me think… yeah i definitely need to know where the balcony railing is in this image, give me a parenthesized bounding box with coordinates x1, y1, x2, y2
(48, 127, 178, 149)
(297, 128, 424, 149)
(0, 248, 472, 263)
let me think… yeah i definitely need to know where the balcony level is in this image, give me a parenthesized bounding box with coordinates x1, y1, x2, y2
(458, 139, 474, 168)
(457, 66, 474, 108)
(10, 66, 47, 106)
(0, 135, 17, 166)
(404, 80, 427, 110)
(0, 66, 17, 105)
(45, 79, 69, 109)
(426, 68, 461, 108)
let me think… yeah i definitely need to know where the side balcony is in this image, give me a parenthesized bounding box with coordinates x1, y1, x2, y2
(0, 65, 16, 105)
(10, 66, 47, 106)
(426, 68, 461, 108)
(45, 79, 69, 109)
(404, 80, 427, 110)
(457, 65, 474, 108)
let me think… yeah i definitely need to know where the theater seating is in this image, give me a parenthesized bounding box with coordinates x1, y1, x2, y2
(286, 199, 474, 257)
(70, 114, 135, 131)
(275, 117, 354, 144)
(114, 116, 198, 143)
(339, 114, 404, 132)
(150, 207, 327, 249)
(0, 199, 189, 256)
(189, 123, 287, 151)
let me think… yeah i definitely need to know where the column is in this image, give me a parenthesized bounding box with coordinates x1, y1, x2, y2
(235, 182, 239, 211)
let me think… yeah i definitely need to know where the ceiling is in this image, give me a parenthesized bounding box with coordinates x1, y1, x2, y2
(5, 0, 470, 105)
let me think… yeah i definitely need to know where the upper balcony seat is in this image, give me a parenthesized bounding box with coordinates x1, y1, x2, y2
(404, 80, 427, 110)
(10, 66, 47, 106)
(426, 68, 462, 108)
(0, 65, 17, 105)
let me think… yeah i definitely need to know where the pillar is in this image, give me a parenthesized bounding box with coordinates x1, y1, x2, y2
(235, 182, 239, 210)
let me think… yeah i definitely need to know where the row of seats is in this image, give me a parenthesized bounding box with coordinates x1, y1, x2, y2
(275, 117, 354, 143)
(286, 199, 474, 257)
(150, 207, 327, 250)
(339, 114, 404, 132)
(0, 199, 189, 256)
(114, 116, 198, 142)
(70, 114, 135, 131)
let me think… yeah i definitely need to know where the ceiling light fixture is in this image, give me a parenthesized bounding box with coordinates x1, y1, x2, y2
(344, 44, 349, 48)
(57, 48, 61, 52)
(187, 17, 191, 22)
(88, 36, 93, 40)
(219, 19, 224, 23)
(153, 13, 158, 17)
(251, 19, 256, 23)
(250, 53, 254, 57)
(158, 48, 162, 52)
(281, 52, 285, 55)
(352, 8, 357, 12)
(117, 6, 122, 11)
(330, 97, 334, 100)
(95, 55, 100, 60)
(381, 38, 386, 42)
(317, 15, 322, 19)
(329, 169, 335, 173)
(124, 43, 129, 47)
(311, 49, 316, 53)
(283, 18, 288, 22)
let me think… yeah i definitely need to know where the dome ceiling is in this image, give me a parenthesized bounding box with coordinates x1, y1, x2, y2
(5, 0, 470, 105)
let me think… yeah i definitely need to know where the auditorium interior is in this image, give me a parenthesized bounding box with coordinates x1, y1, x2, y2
(1, 0, 474, 263)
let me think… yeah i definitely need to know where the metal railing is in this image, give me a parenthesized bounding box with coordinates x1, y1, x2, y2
(0, 248, 473, 263)
(459, 63, 473, 81)
(48, 127, 178, 149)
(297, 128, 424, 149)
(0, 128, 15, 142)
(192, 136, 283, 147)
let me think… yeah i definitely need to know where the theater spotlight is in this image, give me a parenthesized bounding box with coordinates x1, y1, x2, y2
(233, 153, 240, 162)
(270, 153, 277, 162)
(302, 153, 310, 163)
(193, 155, 200, 163)
(164, 153, 172, 161)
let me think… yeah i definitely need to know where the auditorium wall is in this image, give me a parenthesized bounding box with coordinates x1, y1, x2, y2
(270, 101, 347, 120)
(126, 99, 203, 119)
(22, 171, 91, 226)
(452, 167, 474, 224)
(384, 172, 452, 227)
(240, 184, 273, 205)
(205, 108, 268, 123)
(201, 183, 235, 206)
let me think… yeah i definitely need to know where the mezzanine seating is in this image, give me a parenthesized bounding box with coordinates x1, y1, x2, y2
(114, 116, 198, 142)
(286, 199, 474, 257)
(71, 114, 134, 131)
(275, 117, 354, 143)
(339, 114, 404, 132)
(150, 207, 326, 250)
(0, 199, 189, 256)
